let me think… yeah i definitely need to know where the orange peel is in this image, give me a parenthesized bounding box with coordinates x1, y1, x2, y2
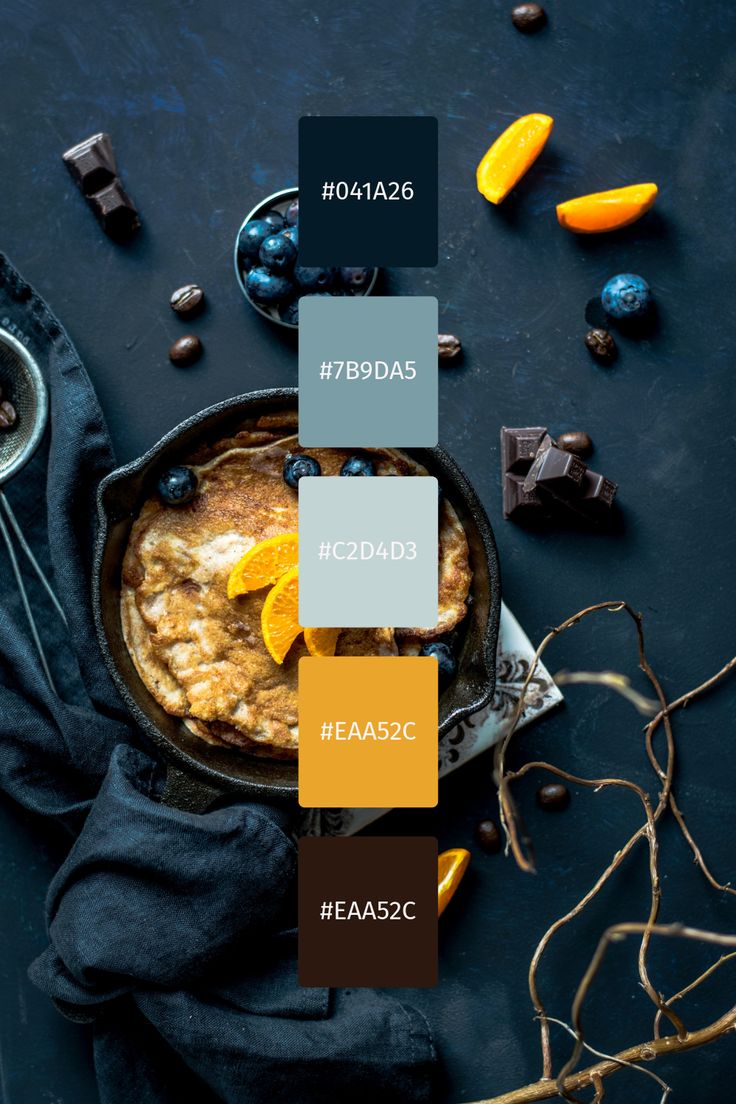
(303, 626, 340, 658)
(556, 182, 658, 233)
(260, 565, 301, 665)
(227, 532, 298, 599)
(438, 847, 471, 916)
(476, 113, 554, 204)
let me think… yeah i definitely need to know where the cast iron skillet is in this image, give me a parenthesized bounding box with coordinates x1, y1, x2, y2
(92, 388, 501, 810)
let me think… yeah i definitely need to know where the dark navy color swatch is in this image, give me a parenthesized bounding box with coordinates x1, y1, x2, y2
(299, 116, 438, 267)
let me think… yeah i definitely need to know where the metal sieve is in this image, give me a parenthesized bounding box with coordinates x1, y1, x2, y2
(0, 327, 67, 692)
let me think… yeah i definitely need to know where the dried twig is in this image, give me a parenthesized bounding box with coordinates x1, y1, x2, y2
(556, 923, 736, 1099)
(545, 1017, 671, 1102)
(465, 1004, 736, 1103)
(653, 950, 736, 1039)
(483, 601, 736, 1099)
(495, 601, 683, 1074)
(553, 669, 658, 715)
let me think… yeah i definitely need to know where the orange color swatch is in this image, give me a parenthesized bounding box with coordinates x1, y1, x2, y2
(298, 656, 438, 808)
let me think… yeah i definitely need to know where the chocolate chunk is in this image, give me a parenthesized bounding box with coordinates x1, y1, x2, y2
(535, 465, 618, 520)
(87, 181, 140, 240)
(578, 470, 618, 510)
(501, 425, 617, 524)
(63, 132, 140, 239)
(63, 132, 117, 196)
(501, 426, 550, 521)
(500, 426, 548, 475)
(523, 439, 586, 495)
(503, 474, 548, 520)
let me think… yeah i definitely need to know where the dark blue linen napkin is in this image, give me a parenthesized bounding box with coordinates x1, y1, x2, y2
(0, 254, 439, 1103)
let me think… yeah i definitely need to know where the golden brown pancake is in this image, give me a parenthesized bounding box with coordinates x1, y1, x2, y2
(121, 430, 472, 758)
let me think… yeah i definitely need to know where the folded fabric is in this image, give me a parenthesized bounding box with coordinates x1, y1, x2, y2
(0, 254, 439, 1103)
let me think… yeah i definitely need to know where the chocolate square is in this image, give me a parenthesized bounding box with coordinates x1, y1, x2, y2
(500, 426, 548, 475)
(523, 441, 586, 494)
(63, 133, 117, 196)
(87, 181, 140, 239)
(503, 474, 548, 520)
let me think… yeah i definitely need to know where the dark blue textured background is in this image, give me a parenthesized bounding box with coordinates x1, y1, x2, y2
(1, 1, 735, 1101)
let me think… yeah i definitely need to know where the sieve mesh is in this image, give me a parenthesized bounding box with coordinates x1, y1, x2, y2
(0, 333, 45, 482)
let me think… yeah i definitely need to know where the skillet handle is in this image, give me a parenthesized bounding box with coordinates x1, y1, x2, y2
(160, 763, 228, 813)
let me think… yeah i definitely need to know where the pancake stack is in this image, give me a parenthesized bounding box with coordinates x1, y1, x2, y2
(121, 423, 472, 759)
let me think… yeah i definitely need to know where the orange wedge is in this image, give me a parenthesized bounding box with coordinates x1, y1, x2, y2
(304, 626, 340, 657)
(476, 113, 554, 205)
(261, 565, 301, 664)
(438, 847, 471, 917)
(556, 182, 658, 233)
(227, 533, 299, 599)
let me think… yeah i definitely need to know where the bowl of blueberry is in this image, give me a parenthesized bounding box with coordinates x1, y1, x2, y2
(234, 187, 379, 329)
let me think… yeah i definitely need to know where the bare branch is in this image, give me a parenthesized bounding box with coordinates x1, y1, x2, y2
(553, 669, 658, 715)
(490, 603, 736, 1088)
(545, 1017, 671, 1102)
(463, 1002, 736, 1104)
(654, 951, 736, 1039)
(556, 923, 736, 1101)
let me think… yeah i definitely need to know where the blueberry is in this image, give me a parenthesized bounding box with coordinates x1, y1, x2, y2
(294, 266, 336, 292)
(282, 224, 298, 248)
(601, 273, 652, 320)
(280, 299, 299, 326)
(245, 266, 293, 305)
(420, 641, 457, 686)
(237, 219, 272, 264)
(284, 198, 299, 226)
(340, 267, 372, 291)
(340, 454, 376, 477)
(157, 466, 198, 506)
(283, 452, 321, 488)
(263, 210, 284, 231)
(259, 232, 297, 274)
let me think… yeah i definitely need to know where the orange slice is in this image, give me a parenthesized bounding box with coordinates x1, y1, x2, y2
(556, 182, 658, 233)
(227, 533, 298, 599)
(304, 626, 340, 657)
(476, 113, 554, 205)
(261, 565, 301, 664)
(438, 847, 471, 917)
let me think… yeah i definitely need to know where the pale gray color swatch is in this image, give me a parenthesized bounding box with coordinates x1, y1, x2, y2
(298, 475, 438, 628)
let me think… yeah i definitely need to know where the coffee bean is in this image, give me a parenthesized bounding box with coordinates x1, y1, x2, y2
(475, 818, 502, 853)
(169, 334, 203, 366)
(170, 283, 205, 318)
(0, 399, 18, 429)
(584, 328, 617, 363)
(557, 430, 593, 458)
(511, 3, 547, 32)
(536, 782, 570, 811)
(438, 333, 462, 360)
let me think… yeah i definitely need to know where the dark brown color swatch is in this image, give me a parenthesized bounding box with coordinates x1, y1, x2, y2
(298, 836, 438, 988)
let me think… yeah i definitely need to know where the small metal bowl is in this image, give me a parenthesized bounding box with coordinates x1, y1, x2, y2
(233, 187, 380, 330)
